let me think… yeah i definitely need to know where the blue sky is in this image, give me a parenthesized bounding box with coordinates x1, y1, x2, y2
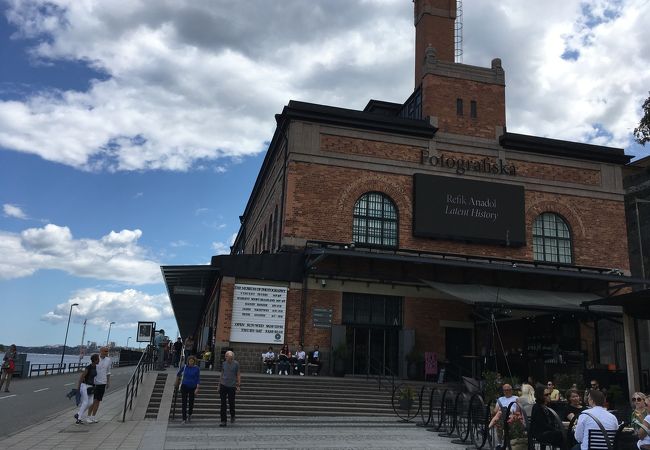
(1, 0, 649, 346)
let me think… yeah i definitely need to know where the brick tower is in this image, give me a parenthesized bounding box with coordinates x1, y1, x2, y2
(414, 0, 506, 139)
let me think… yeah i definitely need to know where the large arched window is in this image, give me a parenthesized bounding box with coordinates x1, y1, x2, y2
(533, 212, 572, 263)
(353, 192, 398, 247)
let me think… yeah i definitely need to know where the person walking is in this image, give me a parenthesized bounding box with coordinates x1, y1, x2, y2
(175, 355, 200, 424)
(75, 354, 99, 424)
(0, 344, 17, 392)
(86, 346, 111, 422)
(218, 350, 240, 427)
(173, 337, 183, 368)
(154, 329, 166, 370)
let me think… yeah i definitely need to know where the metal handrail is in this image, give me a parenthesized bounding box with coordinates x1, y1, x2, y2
(28, 362, 86, 377)
(366, 357, 396, 394)
(121, 345, 154, 422)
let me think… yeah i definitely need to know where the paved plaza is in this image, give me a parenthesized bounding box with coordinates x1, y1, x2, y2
(0, 375, 457, 450)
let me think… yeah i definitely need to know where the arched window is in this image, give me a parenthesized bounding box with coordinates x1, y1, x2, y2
(533, 213, 572, 263)
(353, 192, 398, 247)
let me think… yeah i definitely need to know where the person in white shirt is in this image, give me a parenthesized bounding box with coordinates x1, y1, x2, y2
(87, 347, 111, 422)
(572, 389, 618, 450)
(489, 384, 519, 450)
(295, 345, 306, 376)
(262, 346, 275, 374)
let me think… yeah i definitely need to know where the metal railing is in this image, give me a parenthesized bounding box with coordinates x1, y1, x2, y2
(365, 357, 396, 394)
(121, 345, 155, 422)
(29, 362, 86, 377)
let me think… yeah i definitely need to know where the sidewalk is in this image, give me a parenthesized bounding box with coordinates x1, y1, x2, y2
(0, 367, 459, 450)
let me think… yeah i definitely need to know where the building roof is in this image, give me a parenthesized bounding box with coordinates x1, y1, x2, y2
(160, 265, 220, 338)
(500, 132, 631, 165)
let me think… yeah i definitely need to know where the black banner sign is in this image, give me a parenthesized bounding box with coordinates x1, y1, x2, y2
(413, 174, 525, 246)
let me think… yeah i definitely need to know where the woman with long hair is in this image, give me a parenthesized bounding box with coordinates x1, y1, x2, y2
(530, 385, 563, 447)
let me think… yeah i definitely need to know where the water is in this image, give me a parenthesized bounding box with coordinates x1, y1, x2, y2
(0, 352, 92, 367)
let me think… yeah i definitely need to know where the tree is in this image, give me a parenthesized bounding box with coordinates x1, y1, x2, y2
(635, 92, 650, 146)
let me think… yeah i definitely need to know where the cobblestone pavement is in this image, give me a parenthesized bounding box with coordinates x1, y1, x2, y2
(159, 417, 459, 450)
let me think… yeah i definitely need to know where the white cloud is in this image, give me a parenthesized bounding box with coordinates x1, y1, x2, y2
(211, 232, 237, 256)
(0, 0, 648, 172)
(3, 203, 28, 219)
(0, 224, 161, 283)
(41, 289, 173, 330)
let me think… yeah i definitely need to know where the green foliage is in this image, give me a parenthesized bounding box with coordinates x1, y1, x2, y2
(400, 385, 416, 401)
(607, 384, 623, 406)
(635, 92, 650, 146)
(0, 344, 5, 352)
(483, 371, 500, 404)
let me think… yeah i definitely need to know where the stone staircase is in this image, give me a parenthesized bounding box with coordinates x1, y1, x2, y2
(168, 372, 396, 420)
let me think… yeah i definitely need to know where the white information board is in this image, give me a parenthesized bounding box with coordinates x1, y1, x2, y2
(229, 284, 287, 344)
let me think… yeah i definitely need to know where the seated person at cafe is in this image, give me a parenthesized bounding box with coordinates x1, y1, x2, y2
(530, 386, 563, 447)
(294, 344, 306, 376)
(262, 346, 275, 374)
(631, 392, 647, 432)
(565, 388, 585, 422)
(278, 344, 291, 375)
(634, 394, 650, 450)
(488, 384, 519, 450)
(572, 389, 618, 450)
(546, 381, 561, 401)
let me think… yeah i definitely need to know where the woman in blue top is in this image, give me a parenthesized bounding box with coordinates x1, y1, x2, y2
(175, 355, 200, 423)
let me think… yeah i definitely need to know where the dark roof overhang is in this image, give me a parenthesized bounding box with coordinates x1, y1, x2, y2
(161, 265, 220, 339)
(283, 100, 437, 138)
(582, 287, 650, 319)
(303, 241, 646, 297)
(500, 132, 631, 165)
(211, 252, 304, 282)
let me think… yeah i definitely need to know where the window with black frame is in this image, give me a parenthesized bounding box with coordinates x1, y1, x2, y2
(353, 192, 398, 247)
(532, 212, 573, 263)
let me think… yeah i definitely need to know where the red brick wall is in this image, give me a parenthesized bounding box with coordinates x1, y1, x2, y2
(283, 161, 629, 270)
(303, 289, 340, 348)
(421, 75, 506, 139)
(321, 134, 422, 163)
(512, 159, 601, 186)
(404, 297, 473, 358)
(216, 281, 234, 342)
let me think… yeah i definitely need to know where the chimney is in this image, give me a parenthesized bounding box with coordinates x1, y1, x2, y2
(414, 0, 456, 87)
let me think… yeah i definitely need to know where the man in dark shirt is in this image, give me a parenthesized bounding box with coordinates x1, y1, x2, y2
(173, 338, 183, 367)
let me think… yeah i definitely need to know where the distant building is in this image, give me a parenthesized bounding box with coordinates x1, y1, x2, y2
(163, 0, 647, 390)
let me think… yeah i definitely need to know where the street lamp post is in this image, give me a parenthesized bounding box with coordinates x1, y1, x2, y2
(126, 336, 132, 349)
(106, 321, 116, 347)
(60, 303, 79, 367)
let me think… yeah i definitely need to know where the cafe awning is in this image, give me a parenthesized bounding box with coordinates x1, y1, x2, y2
(422, 280, 619, 314)
(581, 288, 650, 319)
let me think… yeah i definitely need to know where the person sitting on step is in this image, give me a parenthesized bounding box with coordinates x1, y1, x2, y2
(310, 345, 321, 375)
(262, 346, 275, 374)
(278, 344, 291, 375)
(295, 344, 306, 376)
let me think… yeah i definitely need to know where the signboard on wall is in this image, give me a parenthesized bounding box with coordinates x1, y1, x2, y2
(413, 174, 525, 246)
(136, 321, 155, 342)
(230, 284, 287, 344)
(312, 307, 333, 328)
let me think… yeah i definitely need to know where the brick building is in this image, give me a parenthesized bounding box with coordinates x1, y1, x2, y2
(162, 0, 646, 388)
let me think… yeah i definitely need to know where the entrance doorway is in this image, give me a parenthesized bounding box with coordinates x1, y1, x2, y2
(342, 292, 402, 376)
(346, 327, 399, 375)
(445, 327, 473, 381)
